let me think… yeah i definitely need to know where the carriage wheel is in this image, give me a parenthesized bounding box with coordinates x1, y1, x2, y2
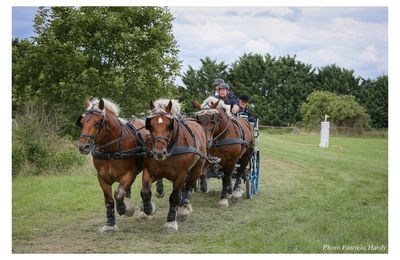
(251, 150, 260, 195)
(245, 158, 254, 199)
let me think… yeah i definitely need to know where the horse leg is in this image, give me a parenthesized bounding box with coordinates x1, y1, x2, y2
(177, 159, 205, 221)
(115, 171, 136, 217)
(232, 162, 246, 201)
(97, 177, 118, 232)
(199, 173, 208, 192)
(218, 165, 235, 208)
(164, 176, 184, 231)
(233, 150, 253, 200)
(155, 179, 165, 198)
(139, 168, 156, 219)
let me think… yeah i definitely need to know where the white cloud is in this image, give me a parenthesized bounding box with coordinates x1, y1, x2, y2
(170, 7, 388, 80)
(360, 45, 380, 63)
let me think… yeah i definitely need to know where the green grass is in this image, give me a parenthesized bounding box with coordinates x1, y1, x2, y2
(12, 133, 388, 253)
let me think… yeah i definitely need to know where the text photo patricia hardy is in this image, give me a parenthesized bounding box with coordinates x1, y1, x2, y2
(323, 244, 387, 252)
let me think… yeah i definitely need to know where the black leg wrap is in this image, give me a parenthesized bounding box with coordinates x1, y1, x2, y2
(106, 206, 115, 226)
(126, 187, 131, 199)
(140, 190, 153, 215)
(181, 189, 192, 205)
(156, 180, 164, 195)
(227, 183, 233, 195)
(116, 200, 126, 216)
(221, 187, 228, 199)
(200, 175, 208, 192)
(167, 208, 177, 222)
(234, 178, 242, 190)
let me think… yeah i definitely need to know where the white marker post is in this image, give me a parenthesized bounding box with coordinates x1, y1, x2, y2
(319, 115, 330, 148)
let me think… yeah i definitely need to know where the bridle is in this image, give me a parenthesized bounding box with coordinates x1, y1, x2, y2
(76, 109, 109, 148)
(145, 113, 177, 157)
(195, 110, 231, 148)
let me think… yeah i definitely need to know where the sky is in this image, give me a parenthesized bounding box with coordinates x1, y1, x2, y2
(12, 6, 388, 81)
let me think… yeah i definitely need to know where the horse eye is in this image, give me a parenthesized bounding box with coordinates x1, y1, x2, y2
(95, 120, 103, 128)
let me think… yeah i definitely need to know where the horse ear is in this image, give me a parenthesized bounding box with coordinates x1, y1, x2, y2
(76, 115, 83, 128)
(99, 98, 105, 110)
(145, 117, 152, 131)
(192, 100, 202, 110)
(168, 117, 174, 130)
(150, 100, 155, 110)
(211, 100, 220, 109)
(166, 100, 173, 113)
(84, 97, 90, 109)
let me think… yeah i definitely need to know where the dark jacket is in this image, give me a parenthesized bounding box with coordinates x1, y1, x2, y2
(216, 92, 239, 109)
(238, 106, 256, 124)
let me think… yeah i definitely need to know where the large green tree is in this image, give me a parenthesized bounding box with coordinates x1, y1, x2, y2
(179, 57, 229, 112)
(356, 75, 388, 128)
(230, 53, 316, 126)
(315, 64, 362, 95)
(12, 6, 180, 133)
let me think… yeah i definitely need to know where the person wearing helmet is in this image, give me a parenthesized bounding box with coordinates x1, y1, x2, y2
(213, 78, 225, 97)
(238, 94, 256, 126)
(217, 83, 240, 114)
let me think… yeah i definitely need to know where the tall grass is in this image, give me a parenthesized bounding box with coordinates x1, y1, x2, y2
(12, 102, 85, 176)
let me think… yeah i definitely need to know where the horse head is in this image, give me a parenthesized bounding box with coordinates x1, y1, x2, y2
(193, 99, 226, 148)
(146, 100, 176, 161)
(76, 98, 111, 154)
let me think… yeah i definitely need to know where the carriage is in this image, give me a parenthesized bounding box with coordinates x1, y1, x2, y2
(195, 114, 261, 199)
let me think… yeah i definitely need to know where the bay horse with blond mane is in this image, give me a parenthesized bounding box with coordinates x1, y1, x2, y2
(193, 98, 255, 207)
(139, 99, 210, 231)
(76, 97, 152, 232)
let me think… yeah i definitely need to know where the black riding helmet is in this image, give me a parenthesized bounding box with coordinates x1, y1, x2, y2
(213, 78, 225, 87)
(239, 94, 250, 102)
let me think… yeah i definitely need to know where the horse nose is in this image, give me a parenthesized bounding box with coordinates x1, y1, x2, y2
(78, 143, 91, 154)
(162, 150, 168, 156)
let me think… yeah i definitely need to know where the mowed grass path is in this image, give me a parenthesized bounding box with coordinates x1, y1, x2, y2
(12, 133, 388, 253)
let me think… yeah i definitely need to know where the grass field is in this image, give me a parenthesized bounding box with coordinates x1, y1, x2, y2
(12, 133, 388, 253)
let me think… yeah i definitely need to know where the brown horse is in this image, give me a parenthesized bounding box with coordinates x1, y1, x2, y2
(193, 98, 255, 207)
(76, 97, 150, 232)
(139, 100, 208, 231)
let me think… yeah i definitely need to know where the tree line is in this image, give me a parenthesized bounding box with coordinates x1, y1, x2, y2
(12, 6, 388, 137)
(180, 55, 387, 129)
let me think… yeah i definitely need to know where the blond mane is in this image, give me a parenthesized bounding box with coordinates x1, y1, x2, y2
(201, 96, 232, 117)
(87, 98, 121, 117)
(150, 98, 181, 116)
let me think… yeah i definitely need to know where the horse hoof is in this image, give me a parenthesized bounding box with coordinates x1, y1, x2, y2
(155, 190, 165, 198)
(124, 198, 135, 217)
(163, 221, 178, 232)
(138, 210, 153, 220)
(232, 189, 243, 201)
(185, 203, 193, 213)
(177, 204, 192, 222)
(217, 198, 229, 208)
(125, 207, 135, 217)
(100, 225, 118, 232)
(138, 202, 156, 220)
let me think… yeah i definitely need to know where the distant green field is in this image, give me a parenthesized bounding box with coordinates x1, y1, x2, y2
(12, 133, 388, 253)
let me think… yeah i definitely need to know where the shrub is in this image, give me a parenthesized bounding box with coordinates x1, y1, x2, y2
(300, 91, 370, 129)
(12, 102, 85, 176)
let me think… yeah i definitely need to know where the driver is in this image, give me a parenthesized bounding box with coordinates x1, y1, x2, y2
(216, 83, 240, 114)
(238, 94, 256, 127)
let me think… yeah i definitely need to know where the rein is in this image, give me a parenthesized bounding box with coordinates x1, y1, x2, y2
(92, 118, 148, 160)
(194, 110, 248, 149)
(147, 115, 220, 164)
